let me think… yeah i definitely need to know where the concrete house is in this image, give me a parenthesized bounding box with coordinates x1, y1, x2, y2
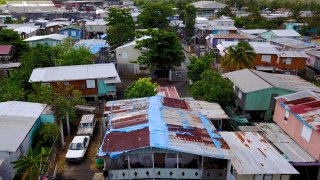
(191, 1, 226, 18)
(273, 90, 320, 162)
(261, 30, 301, 40)
(45, 21, 71, 35)
(223, 69, 320, 121)
(0, 101, 54, 180)
(24, 34, 68, 47)
(85, 19, 107, 39)
(276, 51, 309, 73)
(29, 64, 121, 99)
(116, 36, 151, 75)
(60, 25, 83, 39)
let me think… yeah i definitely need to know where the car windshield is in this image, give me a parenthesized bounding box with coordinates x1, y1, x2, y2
(80, 123, 92, 128)
(69, 143, 83, 150)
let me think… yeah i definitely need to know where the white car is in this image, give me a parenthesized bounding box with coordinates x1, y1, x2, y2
(66, 136, 90, 162)
(77, 114, 96, 139)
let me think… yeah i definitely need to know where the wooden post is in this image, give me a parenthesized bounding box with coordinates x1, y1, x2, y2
(66, 111, 70, 136)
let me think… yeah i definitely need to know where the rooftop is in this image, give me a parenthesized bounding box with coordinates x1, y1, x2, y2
(256, 123, 316, 163)
(0, 45, 13, 55)
(46, 21, 71, 28)
(191, 1, 226, 9)
(277, 51, 309, 58)
(7, 1, 55, 7)
(239, 29, 268, 35)
(60, 25, 82, 31)
(24, 34, 67, 42)
(211, 34, 248, 39)
(276, 90, 320, 130)
(157, 86, 180, 99)
(116, 36, 151, 49)
(223, 69, 320, 93)
(29, 63, 121, 83)
(85, 19, 106, 26)
(305, 50, 320, 57)
(270, 37, 316, 50)
(219, 41, 279, 54)
(13, 26, 38, 34)
(0, 101, 47, 152)
(80, 114, 95, 123)
(74, 39, 109, 54)
(220, 132, 299, 175)
(270, 29, 301, 37)
(99, 96, 232, 159)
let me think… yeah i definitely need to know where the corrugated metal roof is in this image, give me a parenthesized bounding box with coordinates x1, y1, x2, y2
(271, 30, 301, 37)
(74, 39, 109, 54)
(0, 62, 21, 69)
(220, 41, 279, 54)
(80, 114, 95, 123)
(0, 45, 13, 55)
(29, 63, 121, 83)
(184, 98, 229, 120)
(46, 21, 70, 28)
(270, 37, 316, 49)
(223, 69, 320, 93)
(239, 29, 268, 35)
(256, 123, 316, 163)
(157, 86, 180, 99)
(116, 36, 151, 49)
(212, 34, 247, 39)
(277, 51, 309, 58)
(0, 101, 47, 152)
(14, 26, 37, 34)
(85, 19, 106, 26)
(220, 132, 299, 175)
(191, 1, 226, 9)
(99, 96, 233, 159)
(305, 50, 320, 57)
(24, 34, 67, 42)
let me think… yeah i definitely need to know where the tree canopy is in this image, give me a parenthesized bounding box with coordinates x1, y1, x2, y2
(107, 8, 135, 48)
(191, 70, 235, 106)
(0, 29, 30, 58)
(124, 78, 158, 98)
(137, 2, 173, 29)
(135, 30, 185, 71)
(221, 41, 256, 71)
(187, 54, 214, 82)
(183, 4, 196, 44)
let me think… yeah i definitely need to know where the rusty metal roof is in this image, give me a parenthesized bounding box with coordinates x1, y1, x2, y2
(157, 86, 180, 99)
(220, 132, 299, 175)
(276, 90, 320, 130)
(99, 96, 233, 159)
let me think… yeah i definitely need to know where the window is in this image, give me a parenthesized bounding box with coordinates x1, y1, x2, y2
(86, 80, 96, 88)
(284, 110, 289, 121)
(50, 27, 53, 32)
(301, 125, 312, 142)
(261, 55, 271, 63)
(71, 31, 76, 36)
(285, 58, 292, 65)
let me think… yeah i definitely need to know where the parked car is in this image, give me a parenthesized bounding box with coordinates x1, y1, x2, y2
(66, 136, 90, 162)
(77, 114, 96, 139)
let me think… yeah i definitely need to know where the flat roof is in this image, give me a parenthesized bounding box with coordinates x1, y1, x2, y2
(29, 63, 121, 83)
(0, 101, 47, 152)
(220, 132, 299, 175)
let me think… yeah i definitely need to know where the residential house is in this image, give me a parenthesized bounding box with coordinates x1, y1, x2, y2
(283, 19, 305, 32)
(5, 1, 57, 13)
(261, 30, 301, 40)
(305, 50, 320, 79)
(270, 37, 316, 51)
(74, 39, 110, 63)
(218, 41, 279, 71)
(60, 25, 83, 39)
(45, 21, 71, 34)
(24, 34, 68, 47)
(276, 51, 309, 73)
(191, 1, 227, 18)
(220, 131, 299, 179)
(209, 34, 248, 48)
(0, 101, 54, 180)
(29, 64, 121, 99)
(223, 69, 320, 120)
(14, 26, 38, 39)
(273, 90, 320, 162)
(115, 36, 151, 75)
(256, 123, 319, 179)
(99, 96, 234, 180)
(239, 29, 267, 42)
(85, 19, 107, 39)
(0, 45, 15, 63)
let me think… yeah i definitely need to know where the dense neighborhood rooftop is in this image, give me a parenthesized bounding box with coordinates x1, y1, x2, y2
(24, 34, 68, 41)
(270, 37, 316, 49)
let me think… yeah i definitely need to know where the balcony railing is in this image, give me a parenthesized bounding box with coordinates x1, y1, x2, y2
(108, 168, 226, 180)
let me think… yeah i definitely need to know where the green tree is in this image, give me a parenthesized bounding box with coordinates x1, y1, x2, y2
(12, 146, 49, 180)
(290, 1, 303, 22)
(183, 5, 196, 44)
(221, 41, 256, 71)
(33, 124, 60, 147)
(135, 30, 185, 72)
(192, 70, 235, 106)
(216, 6, 234, 18)
(124, 78, 158, 98)
(4, 16, 13, 23)
(54, 46, 94, 66)
(138, 2, 173, 29)
(0, 29, 30, 58)
(107, 8, 135, 48)
(187, 54, 214, 82)
(0, 76, 25, 101)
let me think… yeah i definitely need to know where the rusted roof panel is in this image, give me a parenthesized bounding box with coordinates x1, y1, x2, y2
(162, 97, 189, 110)
(157, 86, 180, 99)
(220, 132, 299, 175)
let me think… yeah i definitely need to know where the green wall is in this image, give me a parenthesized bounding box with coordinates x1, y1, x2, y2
(40, 114, 55, 124)
(28, 39, 62, 47)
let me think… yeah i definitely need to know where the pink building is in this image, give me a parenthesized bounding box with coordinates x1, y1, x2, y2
(273, 90, 320, 161)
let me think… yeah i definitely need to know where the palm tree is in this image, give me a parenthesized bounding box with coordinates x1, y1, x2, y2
(12, 146, 49, 180)
(221, 41, 256, 71)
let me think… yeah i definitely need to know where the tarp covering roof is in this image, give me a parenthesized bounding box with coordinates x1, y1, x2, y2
(220, 132, 299, 175)
(0, 101, 47, 152)
(99, 96, 233, 159)
(29, 63, 120, 83)
(74, 39, 109, 54)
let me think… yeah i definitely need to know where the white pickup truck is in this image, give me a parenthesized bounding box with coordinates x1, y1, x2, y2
(66, 136, 90, 162)
(77, 114, 96, 139)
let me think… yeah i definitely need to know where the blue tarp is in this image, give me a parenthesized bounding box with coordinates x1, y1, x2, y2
(74, 40, 109, 54)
